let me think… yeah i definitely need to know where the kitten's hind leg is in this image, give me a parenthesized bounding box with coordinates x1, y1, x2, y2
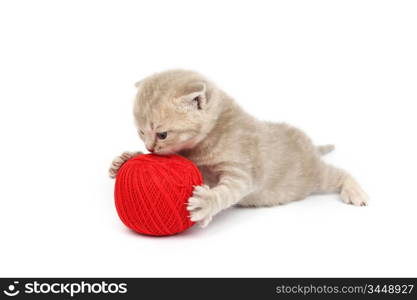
(316, 163, 368, 206)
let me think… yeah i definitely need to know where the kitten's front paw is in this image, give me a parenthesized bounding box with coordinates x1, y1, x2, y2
(108, 151, 141, 179)
(187, 185, 217, 228)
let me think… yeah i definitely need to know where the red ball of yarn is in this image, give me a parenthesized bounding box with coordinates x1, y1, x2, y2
(114, 154, 202, 236)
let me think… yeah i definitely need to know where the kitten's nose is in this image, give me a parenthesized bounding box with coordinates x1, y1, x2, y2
(147, 147, 154, 153)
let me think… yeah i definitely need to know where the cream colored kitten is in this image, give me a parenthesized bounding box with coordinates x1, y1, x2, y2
(109, 69, 368, 227)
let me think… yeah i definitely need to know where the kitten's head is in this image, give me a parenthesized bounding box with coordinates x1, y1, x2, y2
(133, 70, 217, 155)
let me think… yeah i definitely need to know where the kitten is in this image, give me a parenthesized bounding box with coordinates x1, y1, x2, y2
(109, 69, 368, 227)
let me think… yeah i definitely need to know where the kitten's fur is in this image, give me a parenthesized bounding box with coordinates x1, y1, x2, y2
(109, 70, 368, 227)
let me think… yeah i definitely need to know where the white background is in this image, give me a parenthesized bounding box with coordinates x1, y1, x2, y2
(1, 0, 416, 277)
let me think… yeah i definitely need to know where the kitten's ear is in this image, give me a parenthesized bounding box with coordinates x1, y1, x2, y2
(177, 82, 207, 111)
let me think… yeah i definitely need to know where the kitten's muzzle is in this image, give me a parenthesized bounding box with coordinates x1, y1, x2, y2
(146, 147, 154, 153)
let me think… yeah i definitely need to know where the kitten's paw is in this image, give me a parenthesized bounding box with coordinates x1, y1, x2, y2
(108, 151, 141, 179)
(341, 177, 369, 206)
(187, 185, 216, 228)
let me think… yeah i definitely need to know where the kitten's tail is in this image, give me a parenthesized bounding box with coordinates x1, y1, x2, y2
(316, 144, 335, 156)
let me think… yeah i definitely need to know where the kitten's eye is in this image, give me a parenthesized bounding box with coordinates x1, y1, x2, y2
(156, 132, 168, 140)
